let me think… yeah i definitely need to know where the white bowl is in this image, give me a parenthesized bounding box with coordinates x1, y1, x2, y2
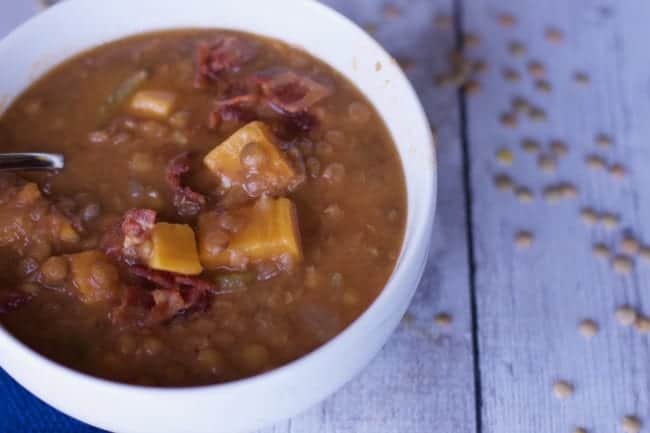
(0, 1, 436, 432)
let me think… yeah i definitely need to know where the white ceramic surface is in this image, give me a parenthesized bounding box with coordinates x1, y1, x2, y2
(0, 0, 436, 432)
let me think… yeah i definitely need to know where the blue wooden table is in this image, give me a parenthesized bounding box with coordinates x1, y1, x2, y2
(2, 1, 649, 432)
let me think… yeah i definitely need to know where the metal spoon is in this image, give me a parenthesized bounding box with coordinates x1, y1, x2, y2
(0, 153, 64, 172)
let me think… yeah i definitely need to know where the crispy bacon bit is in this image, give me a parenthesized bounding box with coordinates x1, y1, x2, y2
(121, 208, 156, 262)
(166, 152, 206, 217)
(0, 292, 32, 315)
(257, 70, 332, 114)
(100, 222, 124, 259)
(195, 37, 257, 87)
(128, 265, 222, 294)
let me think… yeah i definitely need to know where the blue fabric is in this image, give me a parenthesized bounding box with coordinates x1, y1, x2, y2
(0, 368, 105, 433)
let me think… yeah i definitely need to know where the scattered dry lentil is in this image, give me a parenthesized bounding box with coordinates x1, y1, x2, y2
(574, 71, 590, 85)
(560, 183, 578, 199)
(573, 428, 588, 433)
(434, 312, 453, 327)
(494, 173, 514, 191)
(585, 154, 606, 170)
(527, 60, 545, 78)
(550, 140, 569, 157)
(497, 12, 516, 27)
(545, 27, 564, 43)
(535, 80, 552, 93)
(552, 380, 574, 399)
(503, 67, 521, 83)
(543, 186, 563, 203)
(616, 306, 638, 326)
(463, 33, 480, 48)
(580, 208, 598, 225)
(516, 186, 534, 203)
(496, 148, 513, 165)
(609, 163, 627, 179)
(578, 319, 599, 339)
(612, 255, 633, 274)
(500, 112, 517, 128)
(635, 316, 650, 333)
(434, 14, 453, 30)
(592, 243, 610, 259)
(508, 41, 526, 57)
(515, 231, 534, 248)
(639, 246, 650, 261)
(620, 236, 640, 255)
(512, 97, 530, 114)
(538, 154, 556, 173)
(601, 213, 620, 229)
(464, 80, 481, 94)
(621, 415, 642, 433)
(595, 133, 612, 148)
(473, 59, 488, 74)
(521, 138, 540, 153)
(529, 107, 547, 122)
(382, 4, 401, 18)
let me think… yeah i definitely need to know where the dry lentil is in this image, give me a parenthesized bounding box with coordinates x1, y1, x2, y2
(500, 112, 517, 128)
(639, 246, 650, 261)
(578, 319, 599, 339)
(635, 316, 650, 333)
(515, 231, 534, 248)
(592, 243, 609, 259)
(620, 236, 640, 255)
(529, 107, 547, 122)
(512, 97, 530, 114)
(502, 68, 521, 83)
(609, 164, 627, 179)
(538, 154, 556, 173)
(560, 183, 578, 199)
(464, 80, 481, 94)
(580, 208, 597, 225)
(463, 33, 480, 48)
(612, 255, 633, 274)
(545, 27, 564, 43)
(601, 213, 620, 229)
(382, 4, 401, 18)
(527, 60, 545, 78)
(616, 306, 638, 326)
(573, 428, 588, 433)
(494, 173, 514, 191)
(550, 140, 568, 157)
(552, 380, 574, 399)
(496, 148, 513, 165)
(535, 80, 552, 93)
(434, 312, 453, 327)
(543, 186, 562, 203)
(622, 415, 642, 433)
(508, 41, 526, 57)
(497, 13, 516, 27)
(574, 71, 590, 85)
(516, 187, 533, 203)
(585, 154, 606, 170)
(595, 133, 612, 148)
(472, 59, 488, 74)
(521, 138, 540, 153)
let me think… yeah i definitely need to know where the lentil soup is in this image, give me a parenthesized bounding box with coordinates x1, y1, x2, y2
(0, 30, 406, 386)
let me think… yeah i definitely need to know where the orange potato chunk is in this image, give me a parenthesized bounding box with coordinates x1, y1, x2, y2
(148, 223, 203, 275)
(199, 197, 302, 269)
(203, 121, 298, 191)
(67, 250, 120, 304)
(130, 90, 177, 119)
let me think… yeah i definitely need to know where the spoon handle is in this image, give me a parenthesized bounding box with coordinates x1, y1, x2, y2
(0, 153, 64, 172)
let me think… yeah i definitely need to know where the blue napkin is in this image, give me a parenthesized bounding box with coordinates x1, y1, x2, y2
(0, 368, 105, 433)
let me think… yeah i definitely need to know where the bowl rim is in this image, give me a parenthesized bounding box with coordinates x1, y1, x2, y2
(0, 0, 437, 397)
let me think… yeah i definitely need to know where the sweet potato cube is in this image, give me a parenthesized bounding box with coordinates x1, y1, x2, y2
(149, 223, 203, 275)
(130, 90, 177, 119)
(199, 197, 302, 269)
(68, 250, 120, 304)
(203, 121, 297, 190)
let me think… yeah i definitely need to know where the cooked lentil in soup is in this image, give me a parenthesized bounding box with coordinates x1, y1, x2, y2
(0, 30, 406, 386)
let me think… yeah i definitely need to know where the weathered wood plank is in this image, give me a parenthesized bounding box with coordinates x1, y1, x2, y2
(462, 1, 650, 432)
(261, 1, 478, 432)
(0, 1, 478, 432)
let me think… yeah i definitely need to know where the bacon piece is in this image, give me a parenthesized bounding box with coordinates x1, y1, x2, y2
(100, 221, 124, 259)
(0, 292, 32, 315)
(257, 70, 332, 114)
(121, 208, 156, 262)
(195, 37, 257, 87)
(128, 265, 222, 294)
(166, 152, 206, 217)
